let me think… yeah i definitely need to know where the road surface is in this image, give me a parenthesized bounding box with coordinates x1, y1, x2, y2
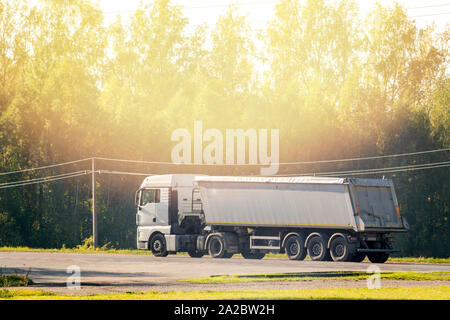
(1, 251, 449, 294)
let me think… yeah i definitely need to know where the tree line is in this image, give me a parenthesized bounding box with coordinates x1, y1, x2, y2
(0, 0, 448, 256)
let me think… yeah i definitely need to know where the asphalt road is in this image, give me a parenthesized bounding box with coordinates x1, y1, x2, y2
(2, 251, 450, 288)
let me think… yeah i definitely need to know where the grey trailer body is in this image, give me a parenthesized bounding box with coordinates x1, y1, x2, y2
(135, 174, 408, 263)
(195, 176, 407, 232)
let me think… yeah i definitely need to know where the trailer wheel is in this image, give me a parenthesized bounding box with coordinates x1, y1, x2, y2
(188, 250, 204, 258)
(284, 235, 306, 260)
(367, 252, 389, 263)
(150, 234, 168, 257)
(307, 235, 330, 261)
(208, 235, 226, 258)
(351, 252, 366, 262)
(329, 236, 352, 262)
(241, 251, 266, 260)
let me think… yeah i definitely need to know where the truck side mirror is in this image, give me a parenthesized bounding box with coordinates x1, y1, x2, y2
(135, 190, 141, 207)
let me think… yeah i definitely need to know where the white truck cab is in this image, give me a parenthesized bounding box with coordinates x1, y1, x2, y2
(135, 174, 205, 251)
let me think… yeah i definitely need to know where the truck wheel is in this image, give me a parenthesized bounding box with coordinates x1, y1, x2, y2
(150, 234, 168, 257)
(329, 236, 353, 262)
(307, 235, 330, 261)
(351, 252, 366, 262)
(367, 252, 389, 263)
(208, 235, 226, 258)
(188, 250, 204, 258)
(284, 235, 306, 261)
(241, 251, 265, 259)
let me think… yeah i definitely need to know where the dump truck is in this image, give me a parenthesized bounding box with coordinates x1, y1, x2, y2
(135, 174, 408, 263)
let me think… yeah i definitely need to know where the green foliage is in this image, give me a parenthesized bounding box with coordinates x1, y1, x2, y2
(76, 236, 94, 250)
(0, 0, 448, 256)
(0, 268, 33, 287)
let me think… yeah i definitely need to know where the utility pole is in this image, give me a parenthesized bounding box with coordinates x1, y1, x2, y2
(91, 157, 97, 249)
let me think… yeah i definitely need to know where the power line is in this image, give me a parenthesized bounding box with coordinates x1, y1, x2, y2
(273, 160, 450, 177)
(97, 170, 156, 176)
(0, 158, 90, 176)
(273, 148, 450, 165)
(0, 161, 448, 187)
(93, 148, 449, 166)
(327, 163, 450, 176)
(407, 3, 450, 10)
(101, 1, 450, 21)
(0, 171, 90, 187)
(0, 171, 90, 189)
(0, 148, 447, 183)
(411, 12, 450, 18)
(309, 160, 450, 176)
(90, 161, 450, 178)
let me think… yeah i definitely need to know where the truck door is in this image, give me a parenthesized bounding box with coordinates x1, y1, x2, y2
(137, 188, 169, 226)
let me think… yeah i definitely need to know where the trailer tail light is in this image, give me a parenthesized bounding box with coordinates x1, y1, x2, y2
(395, 205, 401, 219)
(356, 205, 362, 217)
(386, 237, 396, 243)
(347, 236, 358, 242)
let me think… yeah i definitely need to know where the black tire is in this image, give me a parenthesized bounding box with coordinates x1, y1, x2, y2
(350, 252, 366, 262)
(329, 235, 353, 262)
(307, 235, 330, 261)
(241, 251, 266, 260)
(188, 250, 204, 258)
(208, 235, 226, 258)
(284, 235, 307, 261)
(150, 233, 168, 257)
(222, 252, 234, 259)
(367, 252, 389, 263)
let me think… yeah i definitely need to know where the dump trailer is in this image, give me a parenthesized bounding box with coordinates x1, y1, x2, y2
(135, 174, 408, 263)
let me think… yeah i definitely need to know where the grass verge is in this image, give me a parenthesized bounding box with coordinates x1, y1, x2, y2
(0, 247, 449, 264)
(0, 246, 155, 256)
(182, 271, 450, 284)
(0, 274, 33, 287)
(0, 286, 449, 300)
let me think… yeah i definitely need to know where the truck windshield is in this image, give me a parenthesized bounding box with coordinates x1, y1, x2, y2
(141, 189, 160, 206)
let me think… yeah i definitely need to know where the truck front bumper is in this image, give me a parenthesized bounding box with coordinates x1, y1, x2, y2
(137, 241, 148, 250)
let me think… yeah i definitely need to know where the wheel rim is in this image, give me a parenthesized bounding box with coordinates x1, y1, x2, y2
(289, 241, 299, 255)
(312, 243, 322, 256)
(153, 240, 162, 251)
(335, 243, 345, 257)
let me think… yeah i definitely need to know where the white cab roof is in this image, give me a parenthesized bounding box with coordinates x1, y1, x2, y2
(140, 174, 206, 189)
(195, 176, 394, 187)
(195, 176, 346, 184)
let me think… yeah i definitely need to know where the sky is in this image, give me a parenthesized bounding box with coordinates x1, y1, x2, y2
(97, 0, 450, 32)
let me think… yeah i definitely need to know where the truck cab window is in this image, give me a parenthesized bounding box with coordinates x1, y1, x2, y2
(141, 189, 160, 206)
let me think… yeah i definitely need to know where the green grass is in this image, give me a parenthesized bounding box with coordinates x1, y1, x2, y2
(265, 253, 450, 264)
(0, 274, 33, 287)
(0, 289, 53, 298)
(1, 246, 449, 264)
(1, 286, 449, 300)
(0, 246, 155, 255)
(387, 257, 450, 264)
(182, 271, 450, 284)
